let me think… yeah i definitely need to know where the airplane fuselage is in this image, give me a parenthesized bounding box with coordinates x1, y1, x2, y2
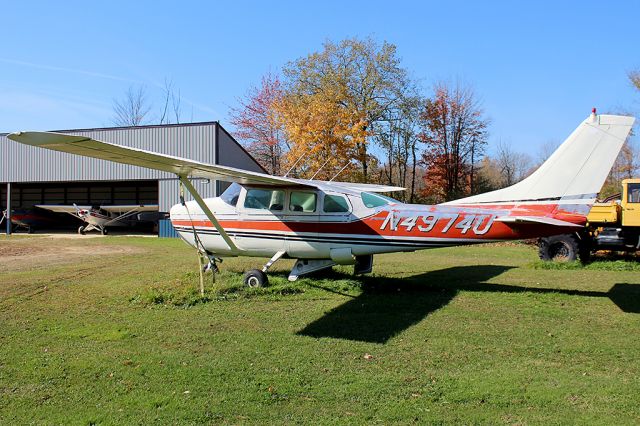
(170, 185, 585, 260)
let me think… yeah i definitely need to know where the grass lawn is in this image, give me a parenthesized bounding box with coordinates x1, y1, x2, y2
(0, 235, 639, 424)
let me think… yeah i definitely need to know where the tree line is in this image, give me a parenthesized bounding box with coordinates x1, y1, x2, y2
(229, 37, 540, 203)
(111, 37, 639, 202)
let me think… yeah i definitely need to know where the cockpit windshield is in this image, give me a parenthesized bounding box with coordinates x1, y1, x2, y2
(360, 192, 400, 208)
(220, 183, 242, 206)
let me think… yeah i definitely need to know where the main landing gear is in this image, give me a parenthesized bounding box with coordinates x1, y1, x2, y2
(239, 252, 374, 287)
(241, 250, 286, 287)
(77, 224, 108, 235)
(243, 269, 268, 288)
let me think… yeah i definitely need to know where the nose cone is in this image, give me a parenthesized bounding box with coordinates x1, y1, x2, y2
(169, 203, 187, 222)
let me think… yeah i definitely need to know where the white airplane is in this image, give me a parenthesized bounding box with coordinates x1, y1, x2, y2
(36, 204, 159, 235)
(7, 111, 635, 286)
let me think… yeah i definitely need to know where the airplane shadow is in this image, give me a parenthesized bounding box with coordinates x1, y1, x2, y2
(297, 265, 640, 344)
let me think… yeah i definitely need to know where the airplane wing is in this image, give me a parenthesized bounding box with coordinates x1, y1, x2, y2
(100, 204, 159, 214)
(7, 131, 313, 188)
(35, 204, 90, 213)
(316, 181, 405, 193)
(7, 132, 406, 193)
(496, 216, 583, 228)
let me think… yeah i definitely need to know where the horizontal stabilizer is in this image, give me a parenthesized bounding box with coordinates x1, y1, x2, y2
(496, 216, 583, 228)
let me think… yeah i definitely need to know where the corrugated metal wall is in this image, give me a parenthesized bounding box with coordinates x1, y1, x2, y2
(159, 178, 217, 212)
(1, 122, 218, 182)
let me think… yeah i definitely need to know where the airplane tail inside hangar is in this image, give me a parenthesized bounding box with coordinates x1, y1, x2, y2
(1, 122, 265, 236)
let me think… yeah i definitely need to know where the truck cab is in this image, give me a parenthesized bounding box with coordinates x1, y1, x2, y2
(621, 178, 640, 227)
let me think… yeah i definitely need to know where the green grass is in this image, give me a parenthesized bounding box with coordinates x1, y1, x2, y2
(531, 259, 640, 271)
(1, 236, 639, 424)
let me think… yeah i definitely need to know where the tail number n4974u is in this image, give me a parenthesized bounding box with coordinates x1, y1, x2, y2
(380, 211, 497, 235)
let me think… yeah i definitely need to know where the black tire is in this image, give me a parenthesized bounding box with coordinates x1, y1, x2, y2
(577, 238, 592, 263)
(101, 228, 108, 236)
(27, 226, 34, 234)
(78, 226, 86, 235)
(538, 234, 579, 262)
(243, 269, 268, 288)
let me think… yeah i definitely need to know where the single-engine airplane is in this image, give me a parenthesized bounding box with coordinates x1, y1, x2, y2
(2, 207, 58, 233)
(7, 111, 635, 286)
(35, 204, 160, 235)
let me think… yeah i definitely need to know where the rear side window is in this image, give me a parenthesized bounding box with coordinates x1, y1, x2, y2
(290, 192, 317, 213)
(323, 194, 349, 213)
(244, 189, 285, 211)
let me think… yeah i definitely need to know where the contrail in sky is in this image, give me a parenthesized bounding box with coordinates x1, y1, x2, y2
(0, 58, 223, 119)
(0, 58, 141, 83)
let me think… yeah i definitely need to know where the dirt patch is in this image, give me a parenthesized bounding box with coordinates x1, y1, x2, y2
(0, 238, 145, 272)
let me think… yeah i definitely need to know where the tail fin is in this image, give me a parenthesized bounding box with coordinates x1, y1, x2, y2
(446, 112, 635, 206)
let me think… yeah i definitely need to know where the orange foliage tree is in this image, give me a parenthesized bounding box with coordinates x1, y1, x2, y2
(278, 37, 409, 182)
(275, 83, 368, 180)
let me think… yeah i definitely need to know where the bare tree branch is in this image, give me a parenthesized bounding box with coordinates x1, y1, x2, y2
(112, 85, 151, 127)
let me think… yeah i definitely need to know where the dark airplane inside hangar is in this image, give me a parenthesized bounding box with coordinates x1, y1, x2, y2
(1, 122, 264, 236)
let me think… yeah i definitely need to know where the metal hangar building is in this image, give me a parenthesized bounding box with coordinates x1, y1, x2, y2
(0, 121, 265, 236)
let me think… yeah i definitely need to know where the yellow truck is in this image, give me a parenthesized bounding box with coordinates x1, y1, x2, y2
(539, 178, 640, 261)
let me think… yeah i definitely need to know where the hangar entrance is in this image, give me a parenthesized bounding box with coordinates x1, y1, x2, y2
(2, 180, 159, 234)
(3, 180, 157, 208)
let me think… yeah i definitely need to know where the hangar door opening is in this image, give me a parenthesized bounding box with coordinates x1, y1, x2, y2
(3, 180, 159, 234)
(7, 180, 158, 208)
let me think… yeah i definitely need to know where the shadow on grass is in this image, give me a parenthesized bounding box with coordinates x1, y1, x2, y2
(298, 265, 640, 344)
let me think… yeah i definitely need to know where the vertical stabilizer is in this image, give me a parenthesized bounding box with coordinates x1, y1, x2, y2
(445, 112, 635, 205)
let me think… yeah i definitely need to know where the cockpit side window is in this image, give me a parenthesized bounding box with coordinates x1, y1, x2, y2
(244, 188, 285, 211)
(220, 183, 242, 206)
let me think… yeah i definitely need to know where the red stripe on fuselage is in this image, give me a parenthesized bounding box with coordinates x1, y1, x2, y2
(171, 203, 586, 241)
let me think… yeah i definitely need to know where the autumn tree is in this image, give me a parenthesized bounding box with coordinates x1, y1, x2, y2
(418, 81, 489, 202)
(630, 70, 640, 91)
(375, 88, 423, 202)
(495, 140, 533, 186)
(112, 85, 151, 126)
(279, 37, 409, 181)
(475, 156, 502, 193)
(600, 141, 639, 198)
(229, 73, 289, 175)
(276, 82, 367, 180)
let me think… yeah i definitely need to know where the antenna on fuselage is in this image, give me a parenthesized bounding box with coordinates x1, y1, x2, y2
(283, 153, 306, 177)
(310, 158, 332, 180)
(329, 162, 351, 182)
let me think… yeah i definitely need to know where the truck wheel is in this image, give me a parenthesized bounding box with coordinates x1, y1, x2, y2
(578, 241, 592, 263)
(538, 234, 579, 262)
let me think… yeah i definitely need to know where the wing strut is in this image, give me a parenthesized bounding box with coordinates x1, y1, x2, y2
(178, 175, 238, 254)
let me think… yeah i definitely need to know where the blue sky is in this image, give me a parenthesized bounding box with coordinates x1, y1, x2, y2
(1, 0, 638, 157)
